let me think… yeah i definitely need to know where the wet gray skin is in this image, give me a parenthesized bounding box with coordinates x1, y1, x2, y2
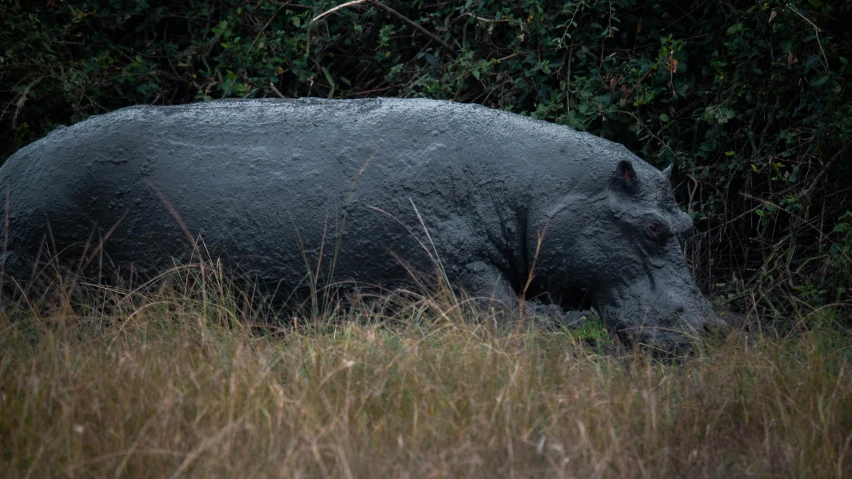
(0, 98, 729, 352)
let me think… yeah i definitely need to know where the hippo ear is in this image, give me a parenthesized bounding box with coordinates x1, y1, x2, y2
(613, 160, 640, 194)
(663, 163, 673, 180)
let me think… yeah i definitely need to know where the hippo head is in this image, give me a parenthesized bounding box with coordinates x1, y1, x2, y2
(540, 156, 730, 353)
(590, 159, 731, 353)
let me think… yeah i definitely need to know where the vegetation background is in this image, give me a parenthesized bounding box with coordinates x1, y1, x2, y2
(0, 0, 851, 476)
(1, 0, 851, 322)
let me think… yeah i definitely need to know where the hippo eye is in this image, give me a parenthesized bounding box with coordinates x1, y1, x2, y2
(647, 222, 661, 238)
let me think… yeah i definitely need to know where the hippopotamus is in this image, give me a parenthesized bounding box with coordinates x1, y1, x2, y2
(0, 98, 730, 351)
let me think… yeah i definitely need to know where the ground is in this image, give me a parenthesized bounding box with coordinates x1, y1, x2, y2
(0, 267, 849, 477)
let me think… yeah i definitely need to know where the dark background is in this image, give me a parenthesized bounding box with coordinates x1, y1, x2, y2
(2, 0, 850, 325)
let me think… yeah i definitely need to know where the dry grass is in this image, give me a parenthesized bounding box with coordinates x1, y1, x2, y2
(0, 270, 850, 478)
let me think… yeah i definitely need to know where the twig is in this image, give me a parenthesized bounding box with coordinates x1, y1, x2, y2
(369, 0, 455, 53)
(621, 66, 654, 102)
(452, 12, 510, 24)
(312, 0, 455, 54)
(618, 111, 677, 158)
(353, 86, 393, 95)
(12, 76, 43, 129)
(786, 2, 828, 70)
(687, 147, 843, 238)
(203, 29, 224, 59)
(268, 82, 286, 98)
(566, 43, 573, 114)
(311, 0, 367, 23)
(800, 147, 846, 199)
(493, 48, 557, 63)
(247, 2, 291, 54)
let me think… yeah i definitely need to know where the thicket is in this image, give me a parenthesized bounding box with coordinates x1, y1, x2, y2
(1, 0, 850, 324)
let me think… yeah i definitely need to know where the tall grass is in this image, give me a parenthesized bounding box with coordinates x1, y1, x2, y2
(0, 267, 849, 478)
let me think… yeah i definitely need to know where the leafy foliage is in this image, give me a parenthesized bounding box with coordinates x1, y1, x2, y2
(1, 0, 850, 322)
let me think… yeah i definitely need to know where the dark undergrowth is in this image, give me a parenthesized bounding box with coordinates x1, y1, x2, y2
(2, 0, 851, 326)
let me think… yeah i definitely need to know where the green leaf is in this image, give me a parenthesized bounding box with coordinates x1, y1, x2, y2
(725, 23, 744, 36)
(321, 66, 335, 98)
(659, 113, 669, 122)
(593, 94, 612, 106)
(810, 75, 829, 87)
(830, 243, 840, 258)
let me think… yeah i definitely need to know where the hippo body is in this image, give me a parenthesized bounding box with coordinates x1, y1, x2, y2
(1, 98, 725, 350)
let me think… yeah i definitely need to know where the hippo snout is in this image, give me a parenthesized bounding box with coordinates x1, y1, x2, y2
(596, 286, 732, 353)
(653, 314, 731, 353)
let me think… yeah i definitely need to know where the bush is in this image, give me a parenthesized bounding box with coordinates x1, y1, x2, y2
(1, 0, 850, 323)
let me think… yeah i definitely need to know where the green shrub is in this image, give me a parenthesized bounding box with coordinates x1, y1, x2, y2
(1, 0, 850, 323)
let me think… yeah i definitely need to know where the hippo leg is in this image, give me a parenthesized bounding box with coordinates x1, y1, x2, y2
(456, 261, 518, 309)
(455, 261, 583, 326)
